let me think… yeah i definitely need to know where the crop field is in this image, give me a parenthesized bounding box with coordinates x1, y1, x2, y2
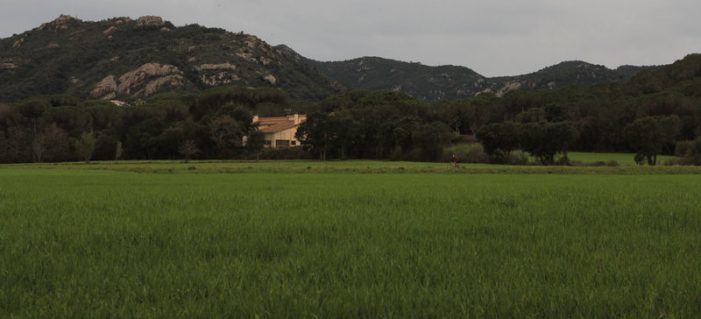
(1, 161, 701, 318)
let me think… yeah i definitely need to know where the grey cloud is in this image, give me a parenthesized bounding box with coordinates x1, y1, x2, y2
(1, 0, 700, 76)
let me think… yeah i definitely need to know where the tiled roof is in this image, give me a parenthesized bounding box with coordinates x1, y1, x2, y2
(259, 122, 298, 133)
(254, 114, 306, 133)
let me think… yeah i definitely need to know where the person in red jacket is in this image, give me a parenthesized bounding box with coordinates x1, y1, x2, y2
(451, 153, 460, 168)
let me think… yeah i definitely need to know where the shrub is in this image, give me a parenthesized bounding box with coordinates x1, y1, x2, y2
(241, 147, 312, 160)
(674, 138, 701, 165)
(664, 159, 680, 166)
(507, 150, 530, 165)
(555, 156, 572, 166)
(675, 141, 693, 157)
(606, 160, 620, 167)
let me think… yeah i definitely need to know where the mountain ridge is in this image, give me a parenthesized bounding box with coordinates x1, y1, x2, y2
(0, 15, 340, 102)
(0, 15, 662, 102)
(275, 44, 657, 100)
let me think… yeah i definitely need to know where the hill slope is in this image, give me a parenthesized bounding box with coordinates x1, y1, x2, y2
(307, 56, 487, 101)
(0, 15, 663, 103)
(0, 15, 340, 102)
(292, 46, 656, 100)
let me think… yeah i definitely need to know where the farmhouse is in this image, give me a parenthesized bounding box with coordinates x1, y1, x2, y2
(253, 114, 307, 148)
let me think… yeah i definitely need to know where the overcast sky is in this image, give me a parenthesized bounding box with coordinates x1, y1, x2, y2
(1, 0, 700, 76)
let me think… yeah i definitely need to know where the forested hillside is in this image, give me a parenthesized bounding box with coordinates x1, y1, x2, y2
(0, 15, 339, 102)
(298, 47, 654, 101)
(296, 54, 701, 164)
(1, 55, 700, 165)
(0, 15, 657, 103)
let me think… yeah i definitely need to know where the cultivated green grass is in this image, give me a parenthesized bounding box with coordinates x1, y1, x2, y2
(1, 163, 700, 317)
(4, 158, 700, 175)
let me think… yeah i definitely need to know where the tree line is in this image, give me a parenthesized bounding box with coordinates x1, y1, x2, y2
(2, 54, 701, 165)
(0, 88, 295, 163)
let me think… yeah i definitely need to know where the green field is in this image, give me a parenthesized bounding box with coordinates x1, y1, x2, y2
(1, 161, 701, 318)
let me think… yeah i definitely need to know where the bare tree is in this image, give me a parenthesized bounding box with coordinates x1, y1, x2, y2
(32, 123, 70, 163)
(179, 140, 200, 163)
(115, 141, 123, 161)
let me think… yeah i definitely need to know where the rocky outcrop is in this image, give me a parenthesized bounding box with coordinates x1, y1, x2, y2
(39, 15, 81, 31)
(137, 16, 165, 27)
(259, 56, 273, 66)
(200, 72, 240, 86)
(110, 17, 131, 25)
(117, 63, 181, 94)
(90, 75, 118, 99)
(0, 59, 19, 70)
(496, 81, 522, 97)
(196, 63, 240, 86)
(90, 63, 186, 99)
(196, 63, 237, 71)
(12, 38, 24, 48)
(0, 63, 17, 70)
(144, 75, 184, 96)
(103, 26, 118, 36)
(263, 74, 277, 85)
(53, 15, 80, 26)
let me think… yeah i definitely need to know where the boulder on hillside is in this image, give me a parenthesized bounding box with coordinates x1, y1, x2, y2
(137, 16, 165, 27)
(38, 15, 82, 31)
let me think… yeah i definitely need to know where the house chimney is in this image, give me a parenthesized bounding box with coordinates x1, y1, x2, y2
(293, 113, 300, 124)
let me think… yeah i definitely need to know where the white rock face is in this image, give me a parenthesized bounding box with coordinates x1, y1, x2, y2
(103, 26, 118, 36)
(12, 38, 24, 48)
(496, 82, 523, 97)
(0, 59, 18, 70)
(263, 74, 277, 85)
(117, 63, 182, 95)
(90, 63, 185, 99)
(90, 75, 118, 98)
(144, 75, 184, 96)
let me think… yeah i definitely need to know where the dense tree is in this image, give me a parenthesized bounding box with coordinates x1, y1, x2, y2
(246, 130, 266, 159)
(411, 121, 453, 161)
(0, 131, 9, 163)
(94, 133, 120, 161)
(520, 122, 579, 165)
(476, 122, 521, 163)
(209, 115, 246, 158)
(515, 107, 547, 124)
(74, 131, 97, 163)
(624, 116, 681, 165)
(296, 112, 337, 160)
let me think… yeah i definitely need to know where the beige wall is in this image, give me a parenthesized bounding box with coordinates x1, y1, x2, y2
(265, 126, 302, 148)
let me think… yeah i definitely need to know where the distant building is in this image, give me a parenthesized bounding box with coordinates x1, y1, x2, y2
(253, 114, 307, 148)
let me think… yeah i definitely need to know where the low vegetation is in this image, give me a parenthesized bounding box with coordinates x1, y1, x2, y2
(0, 162, 700, 317)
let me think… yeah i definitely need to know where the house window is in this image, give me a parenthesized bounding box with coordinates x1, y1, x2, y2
(291, 141, 297, 146)
(276, 140, 291, 148)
